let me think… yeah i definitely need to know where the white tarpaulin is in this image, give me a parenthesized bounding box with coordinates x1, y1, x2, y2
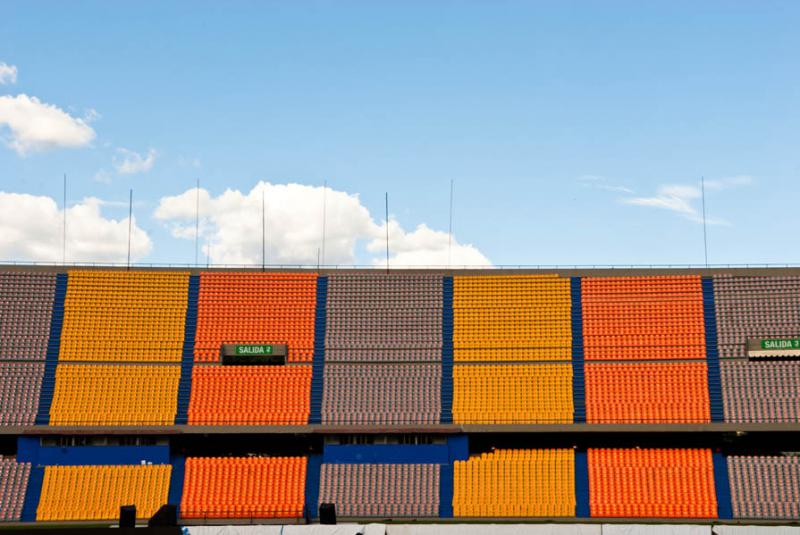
(187, 526, 384, 535)
(599, 525, 711, 535)
(386, 524, 601, 535)
(185, 527, 284, 535)
(715, 527, 800, 535)
(187, 525, 800, 535)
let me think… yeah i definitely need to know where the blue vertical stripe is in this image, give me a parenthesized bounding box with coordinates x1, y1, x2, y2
(309, 276, 328, 424)
(167, 454, 186, 514)
(305, 454, 323, 520)
(713, 452, 733, 519)
(441, 276, 454, 424)
(34, 272, 67, 426)
(702, 277, 725, 422)
(570, 277, 586, 423)
(20, 466, 44, 521)
(439, 462, 454, 518)
(575, 449, 590, 517)
(175, 274, 200, 424)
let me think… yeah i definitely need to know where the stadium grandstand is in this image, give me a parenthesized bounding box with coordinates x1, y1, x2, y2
(0, 266, 798, 535)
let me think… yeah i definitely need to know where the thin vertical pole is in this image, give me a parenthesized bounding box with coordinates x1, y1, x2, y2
(385, 192, 389, 273)
(195, 178, 200, 266)
(700, 176, 709, 267)
(261, 186, 266, 271)
(127, 189, 133, 269)
(265, 196, 269, 266)
(190, 179, 198, 266)
(321, 180, 327, 266)
(62, 173, 67, 265)
(448, 179, 454, 267)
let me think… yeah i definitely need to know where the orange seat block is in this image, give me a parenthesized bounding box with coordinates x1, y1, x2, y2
(188, 365, 311, 425)
(194, 273, 317, 363)
(582, 276, 706, 361)
(585, 362, 710, 424)
(588, 448, 718, 518)
(181, 456, 306, 519)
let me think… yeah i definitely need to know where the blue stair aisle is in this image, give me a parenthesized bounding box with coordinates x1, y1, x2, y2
(440, 276, 454, 424)
(702, 277, 725, 423)
(309, 276, 328, 424)
(175, 275, 200, 425)
(570, 277, 586, 424)
(34, 272, 67, 426)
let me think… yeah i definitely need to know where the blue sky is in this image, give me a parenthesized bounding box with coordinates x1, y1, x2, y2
(1, 1, 798, 266)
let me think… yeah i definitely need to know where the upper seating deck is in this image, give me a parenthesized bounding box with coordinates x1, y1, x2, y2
(0, 267, 795, 430)
(60, 270, 189, 363)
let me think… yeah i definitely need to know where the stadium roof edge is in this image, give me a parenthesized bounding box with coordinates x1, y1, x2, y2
(2, 263, 800, 277)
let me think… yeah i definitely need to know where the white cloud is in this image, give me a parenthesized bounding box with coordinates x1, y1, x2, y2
(113, 147, 157, 174)
(0, 62, 17, 85)
(0, 94, 96, 155)
(154, 182, 490, 267)
(621, 176, 752, 225)
(367, 220, 490, 267)
(624, 184, 700, 217)
(0, 192, 152, 263)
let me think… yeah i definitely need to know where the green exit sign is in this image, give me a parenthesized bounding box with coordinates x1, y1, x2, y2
(234, 344, 274, 356)
(221, 343, 287, 365)
(761, 339, 800, 350)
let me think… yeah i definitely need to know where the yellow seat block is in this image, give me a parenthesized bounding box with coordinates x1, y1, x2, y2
(36, 464, 171, 521)
(453, 449, 575, 517)
(59, 271, 189, 363)
(49, 364, 180, 426)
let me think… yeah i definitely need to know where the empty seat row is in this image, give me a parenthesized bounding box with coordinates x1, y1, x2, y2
(453, 275, 572, 362)
(0, 457, 31, 521)
(59, 271, 189, 363)
(181, 456, 306, 519)
(194, 273, 317, 363)
(0, 272, 55, 361)
(453, 448, 575, 517)
(49, 364, 180, 426)
(453, 364, 573, 424)
(325, 275, 442, 364)
(322, 363, 441, 424)
(36, 464, 171, 521)
(582, 276, 706, 361)
(713, 275, 800, 358)
(319, 463, 439, 518)
(588, 448, 717, 518)
(585, 362, 710, 424)
(728, 455, 800, 519)
(188, 365, 311, 425)
(721, 361, 800, 423)
(0, 362, 44, 426)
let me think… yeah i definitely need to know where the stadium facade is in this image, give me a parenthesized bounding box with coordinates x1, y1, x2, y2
(0, 266, 798, 532)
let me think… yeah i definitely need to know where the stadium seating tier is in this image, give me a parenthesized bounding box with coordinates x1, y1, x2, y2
(188, 365, 311, 425)
(319, 463, 439, 518)
(59, 271, 189, 362)
(49, 364, 180, 426)
(36, 464, 171, 521)
(588, 448, 718, 518)
(181, 456, 306, 518)
(453, 449, 575, 517)
(453, 364, 573, 424)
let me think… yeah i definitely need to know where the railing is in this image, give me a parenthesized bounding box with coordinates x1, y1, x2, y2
(24, 417, 800, 425)
(180, 508, 305, 523)
(2, 261, 800, 270)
